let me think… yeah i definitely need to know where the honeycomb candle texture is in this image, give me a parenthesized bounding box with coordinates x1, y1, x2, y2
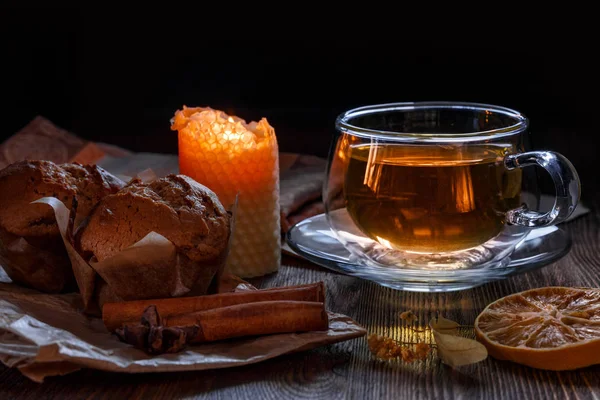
(171, 106, 281, 277)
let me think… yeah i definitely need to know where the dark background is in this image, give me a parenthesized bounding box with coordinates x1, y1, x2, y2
(1, 7, 597, 193)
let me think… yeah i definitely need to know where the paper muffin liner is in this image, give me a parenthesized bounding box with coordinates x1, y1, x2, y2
(0, 227, 75, 293)
(31, 168, 237, 316)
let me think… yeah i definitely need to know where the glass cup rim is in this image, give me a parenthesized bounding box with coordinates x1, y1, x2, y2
(335, 101, 529, 143)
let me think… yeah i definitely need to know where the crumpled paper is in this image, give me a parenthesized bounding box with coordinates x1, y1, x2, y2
(0, 280, 366, 383)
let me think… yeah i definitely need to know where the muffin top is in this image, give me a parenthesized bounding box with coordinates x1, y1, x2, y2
(0, 160, 125, 238)
(78, 174, 230, 263)
(61, 163, 126, 218)
(0, 161, 125, 236)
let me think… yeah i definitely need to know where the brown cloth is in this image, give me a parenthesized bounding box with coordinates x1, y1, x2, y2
(1, 117, 328, 232)
(279, 153, 328, 233)
(0, 116, 131, 170)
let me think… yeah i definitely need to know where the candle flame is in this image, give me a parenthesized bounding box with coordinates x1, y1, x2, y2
(171, 106, 275, 153)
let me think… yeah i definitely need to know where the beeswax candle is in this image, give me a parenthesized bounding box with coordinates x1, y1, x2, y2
(171, 106, 280, 277)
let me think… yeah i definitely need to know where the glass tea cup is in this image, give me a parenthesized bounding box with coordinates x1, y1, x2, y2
(324, 102, 580, 285)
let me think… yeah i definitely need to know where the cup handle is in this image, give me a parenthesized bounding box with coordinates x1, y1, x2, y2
(504, 151, 581, 227)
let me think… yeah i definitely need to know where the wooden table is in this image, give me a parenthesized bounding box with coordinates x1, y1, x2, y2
(1, 197, 599, 399)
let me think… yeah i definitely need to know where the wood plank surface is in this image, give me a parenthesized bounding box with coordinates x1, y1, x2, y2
(1, 197, 599, 399)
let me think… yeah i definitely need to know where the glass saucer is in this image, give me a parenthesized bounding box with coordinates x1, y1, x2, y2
(286, 211, 572, 292)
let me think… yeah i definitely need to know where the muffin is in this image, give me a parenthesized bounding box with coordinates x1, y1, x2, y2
(77, 174, 231, 304)
(0, 160, 125, 292)
(61, 162, 127, 225)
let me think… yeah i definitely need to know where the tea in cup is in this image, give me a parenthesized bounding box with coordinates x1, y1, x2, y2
(325, 102, 580, 271)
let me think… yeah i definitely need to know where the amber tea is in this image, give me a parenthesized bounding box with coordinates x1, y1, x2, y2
(344, 144, 522, 253)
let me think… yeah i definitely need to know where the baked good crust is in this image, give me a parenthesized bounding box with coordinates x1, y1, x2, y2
(79, 174, 230, 264)
(0, 160, 125, 238)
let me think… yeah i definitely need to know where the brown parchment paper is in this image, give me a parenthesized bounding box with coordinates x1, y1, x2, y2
(0, 280, 366, 383)
(0, 227, 74, 294)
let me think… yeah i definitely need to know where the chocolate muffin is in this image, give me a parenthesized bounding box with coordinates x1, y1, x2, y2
(61, 163, 127, 224)
(79, 174, 230, 262)
(77, 174, 231, 303)
(0, 160, 125, 292)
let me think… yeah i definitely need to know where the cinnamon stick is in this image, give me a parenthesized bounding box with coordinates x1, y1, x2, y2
(164, 301, 329, 343)
(102, 282, 325, 332)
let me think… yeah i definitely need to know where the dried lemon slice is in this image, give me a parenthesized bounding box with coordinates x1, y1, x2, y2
(475, 287, 600, 370)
